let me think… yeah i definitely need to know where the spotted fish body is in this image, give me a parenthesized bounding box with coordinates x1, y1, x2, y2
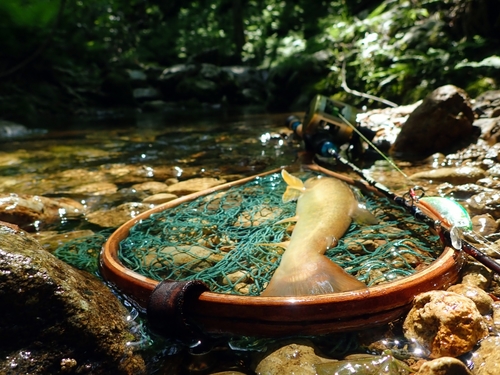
(261, 170, 377, 297)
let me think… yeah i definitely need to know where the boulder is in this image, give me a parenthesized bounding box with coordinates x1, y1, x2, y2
(391, 85, 477, 160)
(0, 222, 146, 374)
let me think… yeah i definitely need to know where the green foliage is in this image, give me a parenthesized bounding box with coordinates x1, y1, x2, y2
(0, 0, 499, 117)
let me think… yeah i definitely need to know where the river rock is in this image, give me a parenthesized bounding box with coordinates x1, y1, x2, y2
(0, 193, 85, 231)
(0, 222, 146, 374)
(252, 341, 335, 375)
(437, 183, 493, 200)
(474, 117, 500, 144)
(447, 284, 493, 315)
(166, 177, 227, 195)
(33, 229, 95, 252)
(461, 263, 493, 290)
(142, 193, 178, 204)
(468, 190, 500, 219)
(86, 202, 151, 228)
(68, 181, 118, 195)
(403, 290, 488, 358)
(472, 214, 499, 236)
(391, 85, 476, 160)
(469, 336, 500, 375)
(415, 357, 472, 375)
(409, 166, 486, 184)
(473, 90, 500, 118)
(132, 181, 170, 194)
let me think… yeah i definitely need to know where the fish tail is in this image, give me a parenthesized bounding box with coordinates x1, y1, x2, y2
(261, 254, 366, 297)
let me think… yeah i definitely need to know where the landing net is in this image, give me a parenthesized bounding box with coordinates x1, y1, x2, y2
(107, 172, 442, 295)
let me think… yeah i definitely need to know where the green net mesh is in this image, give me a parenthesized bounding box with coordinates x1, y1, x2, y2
(113, 172, 442, 295)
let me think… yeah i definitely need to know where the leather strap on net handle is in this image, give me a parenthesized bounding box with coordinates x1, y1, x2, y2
(147, 278, 210, 345)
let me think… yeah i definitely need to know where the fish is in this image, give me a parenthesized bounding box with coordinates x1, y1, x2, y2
(260, 169, 378, 297)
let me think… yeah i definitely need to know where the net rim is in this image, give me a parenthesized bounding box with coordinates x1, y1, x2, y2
(100, 166, 464, 336)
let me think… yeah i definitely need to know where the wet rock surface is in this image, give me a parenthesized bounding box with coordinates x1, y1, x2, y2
(252, 341, 335, 375)
(415, 357, 472, 375)
(403, 290, 488, 358)
(470, 336, 500, 375)
(0, 193, 84, 231)
(391, 85, 477, 160)
(0, 222, 146, 375)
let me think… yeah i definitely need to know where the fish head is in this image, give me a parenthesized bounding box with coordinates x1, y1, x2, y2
(303, 175, 326, 189)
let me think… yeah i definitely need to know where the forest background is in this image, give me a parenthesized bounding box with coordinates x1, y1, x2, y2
(1, 0, 499, 123)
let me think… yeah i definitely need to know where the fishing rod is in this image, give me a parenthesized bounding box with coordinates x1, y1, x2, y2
(286, 95, 500, 276)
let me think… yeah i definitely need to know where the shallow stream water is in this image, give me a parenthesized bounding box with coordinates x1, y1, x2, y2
(1, 106, 495, 374)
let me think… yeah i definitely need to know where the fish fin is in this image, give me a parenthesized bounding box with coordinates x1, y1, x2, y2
(281, 169, 305, 203)
(275, 215, 299, 225)
(351, 203, 379, 225)
(261, 254, 366, 297)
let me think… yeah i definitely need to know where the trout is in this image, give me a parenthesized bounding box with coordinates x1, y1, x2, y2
(261, 169, 378, 297)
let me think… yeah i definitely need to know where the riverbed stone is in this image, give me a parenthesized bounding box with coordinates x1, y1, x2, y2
(403, 290, 488, 358)
(0, 193, 85, 231)
(447, 284, 493, 315)
(0, 222, 146, 374)
(461, 263, 493, 290)
(32, 229, 95, 252)
(474, 117, 500, 144)
(132, 181, 170, 194)
(68, 181, 118, 195)
(252, 341, 336, 375)
(472, 214, 499, 236)
(469, 336, 500, 375)
(409, 166, 487, 184)
(86, 202, 151, 228)
(468, 190, 500, 219)
(391, 85, 476, 160)
(142, 192, 178, 204)
(166, 177, 227, 195)
(415, 357, 472, 375)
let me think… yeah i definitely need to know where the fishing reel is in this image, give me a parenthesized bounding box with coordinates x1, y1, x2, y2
(286, 95, 379, 160)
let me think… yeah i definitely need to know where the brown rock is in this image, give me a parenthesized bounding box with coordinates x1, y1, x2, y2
(409, 166, 486, 184)
(468, 190, 500, 219)
(403, 290, 488, 358)
(0, 193, 84, 231)
(132, 181, 170, 194)
(472, 214, 499, 236)
(391, 85, 476, 160)
(142, 192, 178, 204)
(469, 336, 500, 375)
(166, 177, 227, 195)
(447, 284, 493, 315)
(68, 182, 118, 195)
(415, 357, 472, 375)
(461, 263, 493, 290)
(253, 341, 335, 375)
(86, 202, 151, 228)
